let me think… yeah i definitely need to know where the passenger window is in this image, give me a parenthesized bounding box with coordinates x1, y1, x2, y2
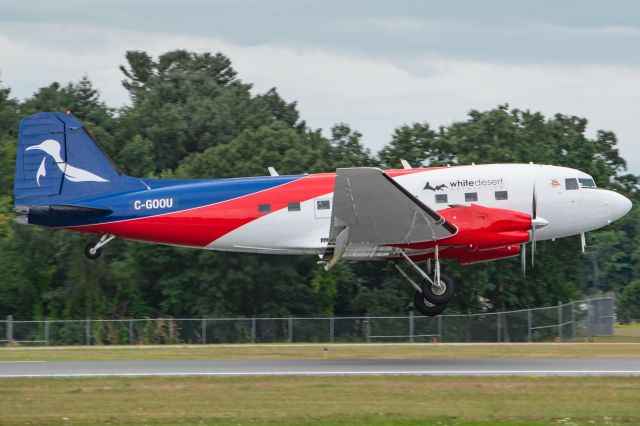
(317, 200, 331, 210)
(288, 202, 301, 212)
(565, 178, 579, 190)
(435, 194, 448, 204)
(465, 192, 478, 202)
(495, 191, 508, 200)
(258, 204, 271, 213)
(578, 178, 596, 188)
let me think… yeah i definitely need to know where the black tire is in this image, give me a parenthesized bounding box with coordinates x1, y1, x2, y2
(414, 291, 447, 316)
(421, 273, 455, 305)
(84, 243, 102, 260)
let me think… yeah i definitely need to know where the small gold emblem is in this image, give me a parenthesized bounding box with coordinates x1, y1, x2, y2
(551, 179, 560, 188)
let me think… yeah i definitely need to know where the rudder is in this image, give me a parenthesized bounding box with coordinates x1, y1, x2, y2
(14, 112, 123, 207)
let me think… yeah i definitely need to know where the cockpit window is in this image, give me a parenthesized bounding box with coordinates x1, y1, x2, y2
(565, 178, 579, 190)
(578, 178, 597, 188)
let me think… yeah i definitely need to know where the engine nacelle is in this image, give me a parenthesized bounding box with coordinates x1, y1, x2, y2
(439, 204, 532, 250)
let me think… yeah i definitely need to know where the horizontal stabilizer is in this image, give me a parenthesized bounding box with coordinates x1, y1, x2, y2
(18, 204, 113, 227)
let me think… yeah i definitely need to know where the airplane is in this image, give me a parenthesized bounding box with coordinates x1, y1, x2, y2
(13, 112, 633, 316)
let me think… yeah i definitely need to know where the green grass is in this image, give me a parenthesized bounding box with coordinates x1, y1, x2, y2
(0, 376, 638, 425)
(1, 342, 640, 362)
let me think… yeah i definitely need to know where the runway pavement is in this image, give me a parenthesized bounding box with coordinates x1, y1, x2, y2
(2, 358, 640, 377)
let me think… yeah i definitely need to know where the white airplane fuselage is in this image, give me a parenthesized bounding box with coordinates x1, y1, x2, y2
(207, 164, 632, 258)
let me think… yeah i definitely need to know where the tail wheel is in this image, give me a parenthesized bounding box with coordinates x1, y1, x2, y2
(84, 243, 102, 260)
(421, 273, 455, 305)
(414, 291, 447, 316)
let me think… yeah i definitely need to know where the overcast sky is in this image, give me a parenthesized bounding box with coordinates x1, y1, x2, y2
(1, 0, 639, 173)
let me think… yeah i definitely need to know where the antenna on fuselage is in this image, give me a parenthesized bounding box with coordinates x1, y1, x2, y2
(400, 159, 412, 169)
(267, 167, 279, 176)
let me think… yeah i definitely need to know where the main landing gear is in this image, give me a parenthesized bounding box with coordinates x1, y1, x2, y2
(84, 233, 115, 260)
(395, 248, 456, 317)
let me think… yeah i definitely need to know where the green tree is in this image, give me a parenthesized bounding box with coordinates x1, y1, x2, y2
(618, 280, 640, 320)
(378, 123, 439, 168)
(0, 53, 637, 321)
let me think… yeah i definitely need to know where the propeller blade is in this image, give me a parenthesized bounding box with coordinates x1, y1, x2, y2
(580, 232, 586, 254)
(531, 228, 536, 268)
(530, 181, 538, 268)
(521, 243, 527, 276)
(532, 181, 537, 219)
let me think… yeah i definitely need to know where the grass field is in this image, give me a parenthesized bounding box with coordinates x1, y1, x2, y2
(1, 342, 640, 362)
(602, 322, 640, 342)
(1, 375, 639, 425)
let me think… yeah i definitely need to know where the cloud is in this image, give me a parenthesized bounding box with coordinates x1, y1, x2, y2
(1, 22, 639, 173)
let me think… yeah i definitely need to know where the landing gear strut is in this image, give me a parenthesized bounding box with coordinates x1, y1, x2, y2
(395, 247, 456, 316)
(84, 234, 115, 260)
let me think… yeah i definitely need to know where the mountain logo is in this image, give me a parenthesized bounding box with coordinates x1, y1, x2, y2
(25, 139, 109, 186)
(423, 181, 448, 191)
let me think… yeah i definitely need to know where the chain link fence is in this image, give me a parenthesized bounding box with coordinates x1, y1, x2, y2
(0, 297, 614, 346)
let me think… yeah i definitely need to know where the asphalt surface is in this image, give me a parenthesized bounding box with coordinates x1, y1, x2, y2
(1, 359, 640, 377)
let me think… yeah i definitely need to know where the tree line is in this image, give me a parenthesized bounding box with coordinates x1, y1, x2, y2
(0, 50, 638, 320)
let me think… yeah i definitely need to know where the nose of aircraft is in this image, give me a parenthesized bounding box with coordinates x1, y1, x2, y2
(611, 191, 633, 222)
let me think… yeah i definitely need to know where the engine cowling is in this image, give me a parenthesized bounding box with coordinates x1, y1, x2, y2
(438, 204, 532, 250)
(398, 204, 532, 252)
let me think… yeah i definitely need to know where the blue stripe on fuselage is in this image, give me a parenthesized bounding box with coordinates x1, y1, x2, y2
(41, 175, 305, 227)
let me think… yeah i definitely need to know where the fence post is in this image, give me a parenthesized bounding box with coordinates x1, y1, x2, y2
(496, 312, 501, 343)
(609, 297, 615, 334)
(85, 317, 91, 345)
(409, 311, 414, 343)
(587, 301, 593, 340)
(251, 316, 256, 344)
(202, 317, 206, 345)
(168, 319, 174, 343)
(129, 319, 134, 344)
(365, 315, 370, 343)
(6, 315, 12, 343)
(527, 309, 533, 343)
(44, 319, 50, 346)
(329, 317, 334, 343)
(288, 317, 293, 344)
(571, 301, 576, 340)
(437, 314, 442, 342)
(558, 302, 563, 342)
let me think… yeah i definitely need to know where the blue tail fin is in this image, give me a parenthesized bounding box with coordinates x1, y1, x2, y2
(14, 112, 143, 214)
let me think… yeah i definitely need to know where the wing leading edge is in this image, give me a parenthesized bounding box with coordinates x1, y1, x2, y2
(324, 167, 457, 269)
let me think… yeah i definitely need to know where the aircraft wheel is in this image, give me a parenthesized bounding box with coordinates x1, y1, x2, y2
(414, 291, 447, 316)
(421, 273, 455, 305)
(84, 243, 102, 260)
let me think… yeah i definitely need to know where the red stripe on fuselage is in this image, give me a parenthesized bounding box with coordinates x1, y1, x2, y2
(67, 168, 431, 248)
(69, 174, 333, 247)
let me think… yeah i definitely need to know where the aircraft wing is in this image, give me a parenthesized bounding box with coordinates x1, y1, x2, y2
(324, 167, 457, 269)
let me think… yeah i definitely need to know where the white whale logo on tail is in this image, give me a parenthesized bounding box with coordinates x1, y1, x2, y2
(25, 139, 109, 186)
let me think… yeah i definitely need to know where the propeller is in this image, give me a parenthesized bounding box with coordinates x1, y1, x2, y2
(531, 182, 537, 266)
(522, 181, 549, 275)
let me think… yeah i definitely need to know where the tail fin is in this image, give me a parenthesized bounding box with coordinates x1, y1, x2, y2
(14, 112, 142, 215)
